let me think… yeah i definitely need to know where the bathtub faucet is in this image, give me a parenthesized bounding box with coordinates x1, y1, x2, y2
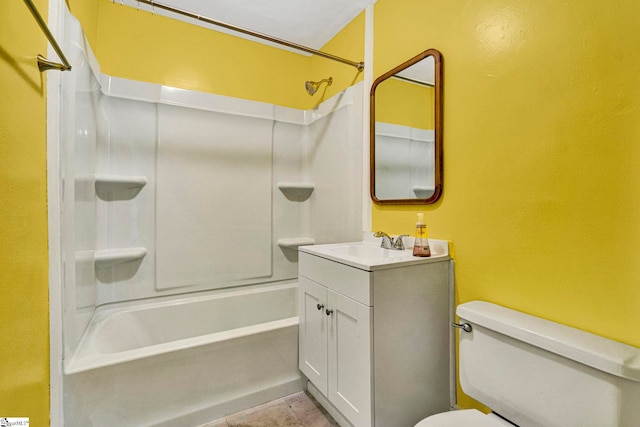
(373, 232, 408, 250)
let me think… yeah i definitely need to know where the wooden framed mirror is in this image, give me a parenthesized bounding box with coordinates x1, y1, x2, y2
(370, 49, 443, 204)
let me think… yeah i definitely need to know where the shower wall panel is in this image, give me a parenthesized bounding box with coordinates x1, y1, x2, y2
(155, 105, 273, 290)
(59, 39, 102, 356)
(272, 120, 311, 276)
(309, 95, 364, 244)
(95, 97, 157, 302)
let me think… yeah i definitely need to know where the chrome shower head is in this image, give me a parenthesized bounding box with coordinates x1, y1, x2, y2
(305, 77, 333, 95)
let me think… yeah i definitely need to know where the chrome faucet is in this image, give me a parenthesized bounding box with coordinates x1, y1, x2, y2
(393, 235, 409, 250)
(374, 231, 393, 248)
(373, 232, 409, 250)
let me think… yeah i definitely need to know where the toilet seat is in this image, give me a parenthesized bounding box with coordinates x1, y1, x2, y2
(415, 409, 515, 427)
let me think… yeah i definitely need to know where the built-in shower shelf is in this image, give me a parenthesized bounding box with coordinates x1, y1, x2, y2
(277, 182, 315, 201)
(95, 247, 147, 268)
(95, 174, 148, 192)
(277, 238, 316, 249)
(412, 185, 435, 198)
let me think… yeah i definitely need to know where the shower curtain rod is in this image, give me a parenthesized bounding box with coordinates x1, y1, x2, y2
(133, 0, 365, 72)
(23, 0, 72, 71)
(392, 75, 434, 88)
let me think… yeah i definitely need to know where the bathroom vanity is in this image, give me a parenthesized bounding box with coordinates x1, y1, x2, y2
(298, 239, 453, 427)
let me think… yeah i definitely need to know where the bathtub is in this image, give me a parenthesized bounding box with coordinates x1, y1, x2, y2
(64, 282, 302, 427)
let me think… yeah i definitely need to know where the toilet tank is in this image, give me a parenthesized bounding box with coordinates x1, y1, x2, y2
(457, 301, 640, 427)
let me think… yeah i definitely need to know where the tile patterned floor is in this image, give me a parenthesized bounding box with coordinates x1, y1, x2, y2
(199, 391, 340, 427)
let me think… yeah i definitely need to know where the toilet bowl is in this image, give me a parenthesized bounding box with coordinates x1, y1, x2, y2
(415, 301, 640, 427)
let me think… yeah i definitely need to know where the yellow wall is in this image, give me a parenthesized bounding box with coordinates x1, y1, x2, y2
(372, 0, 640, 411)
(67, 0, 365, 110)
(307, 11, 365, 107)
(376, 78, 434, 129)
(65, 0, 99, 49)
(0, 0, 50, 423)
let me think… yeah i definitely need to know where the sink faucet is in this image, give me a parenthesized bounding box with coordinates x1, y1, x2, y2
(374, 232, 409, 250)
(374, 231, 393, 248)
(393, 235, 409, 250)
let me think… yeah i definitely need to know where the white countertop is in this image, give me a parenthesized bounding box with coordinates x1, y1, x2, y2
(299, 236, 450, 271)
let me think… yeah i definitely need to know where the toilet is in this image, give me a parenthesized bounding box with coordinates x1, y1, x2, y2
(417, 301, 640, 427)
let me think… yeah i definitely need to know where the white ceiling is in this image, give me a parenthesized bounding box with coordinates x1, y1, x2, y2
(122, 0, 376, 53)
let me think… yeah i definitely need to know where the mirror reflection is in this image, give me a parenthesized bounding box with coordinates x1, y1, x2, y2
(370, 49, 442, 204)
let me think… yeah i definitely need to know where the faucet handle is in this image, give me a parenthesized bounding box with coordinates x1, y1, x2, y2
(393, 235, 409, 250)
(373, 231, 393, 249)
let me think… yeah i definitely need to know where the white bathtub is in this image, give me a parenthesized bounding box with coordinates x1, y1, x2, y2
(64, 282, 302, 427)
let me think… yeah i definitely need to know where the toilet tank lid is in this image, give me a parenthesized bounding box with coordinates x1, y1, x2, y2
(457, 301, 640, 382)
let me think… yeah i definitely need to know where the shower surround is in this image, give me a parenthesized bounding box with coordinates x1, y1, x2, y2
(55, 8, 363, 426)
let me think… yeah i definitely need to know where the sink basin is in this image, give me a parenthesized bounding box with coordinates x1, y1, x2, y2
(299, 238, 450, 271)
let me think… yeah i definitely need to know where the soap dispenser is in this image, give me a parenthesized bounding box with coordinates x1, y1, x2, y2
(412, 213, 431, 257)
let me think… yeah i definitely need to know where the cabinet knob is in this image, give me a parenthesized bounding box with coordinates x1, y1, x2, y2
(325, 308, 334, 316)
(317, 303, 324, 311)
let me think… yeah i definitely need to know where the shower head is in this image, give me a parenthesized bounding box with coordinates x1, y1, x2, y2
(305, 77, 333, 96)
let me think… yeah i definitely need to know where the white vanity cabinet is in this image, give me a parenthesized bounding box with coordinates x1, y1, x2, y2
(298, 241, 452, 427)
(298, 257, 373, 427)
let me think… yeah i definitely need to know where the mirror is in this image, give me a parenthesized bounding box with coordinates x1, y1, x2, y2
(370, 49, 442, 204)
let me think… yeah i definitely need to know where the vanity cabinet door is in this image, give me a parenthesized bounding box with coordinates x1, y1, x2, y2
(327, 289, 372, 427)
(299, 277, 328, 395)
